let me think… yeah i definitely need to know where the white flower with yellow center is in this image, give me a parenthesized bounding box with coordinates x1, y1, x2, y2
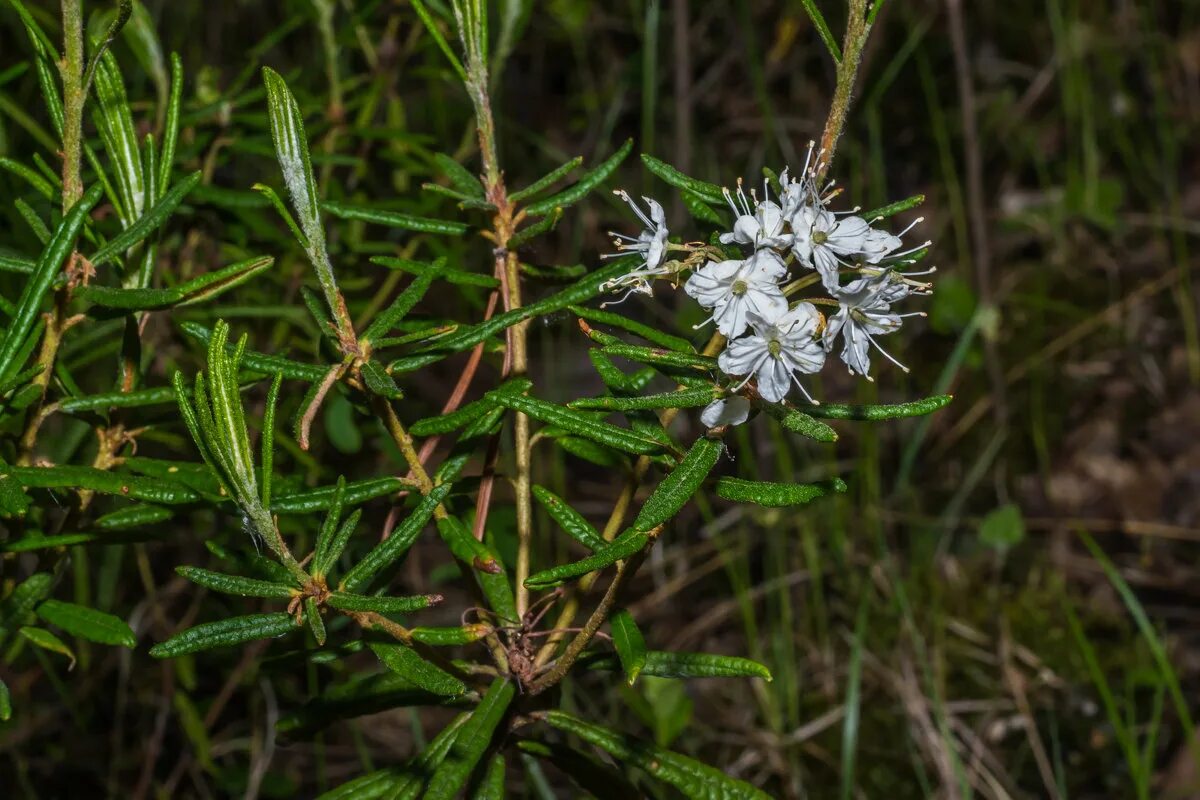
(717, 303, 826, 404)
(823, 272, 924, 379)
(601, 190, 670, 300)
(684, 250, 788, 338)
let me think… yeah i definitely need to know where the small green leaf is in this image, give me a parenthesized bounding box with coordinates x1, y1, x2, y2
(632, 437, 723, 531)
(532, 485, 606, 551)
(0, 678, 10, 721)
(77, 255, 274, 311)
(863, 194, 925, 220)
(370, 255, 500, 288)
(322, 200, 469, 235)
(95, 503, 173, 529)
(362, 259, 446, 343)
(176, 566, 297, 598)
(432, 152, 483, 198)
(0, 572, 53, 641)
(979, 503, 1025, 550)
(92, 51, 145, 226)
(798, 0, 842, 63)
(35, 599, 135, 648)
(805, 395, 953, 421)
(7, 465, 199, 505)
(610, 608, 647, 685)
(339, 481, 454, 592)
(272, 475, 409, 515)
(326, 592, 441, 614)
(714, 477, 846, 508)
(524, 530, 649, 591)
(489, 391, 665, 456)
(624, 650, 771, 680)
(18, 626, 75, 667)
(89, 171, 201, 265)
(150, 612, 298, 658)
(599, 342, 717, 373)
(180, 322, 330, 382)
(316, 713, 469, 799)
(410, 398, 495, 437)
(507, 206, 563, 249)
(764, 404, 839, 442)
(305, 597, 326, 645)
(640, 153, 724, 205)
(470, 754, 506, 800)
(510, 156, 583, 202)
(569, 305, 694, 353)
(525, 139, 633, 217)
(436, 516, 518, 624)
(543, 711, 771, 799)
(424, 678, 517, 799)
(57, 385, 177, 414)
(369, 641, 466, 696)
(681, 188, 723, 224)
(570, 386, 719, 412)
(410, 625, 491, 646)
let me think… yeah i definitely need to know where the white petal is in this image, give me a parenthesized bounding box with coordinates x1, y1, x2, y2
(715, 296, 751, 337)
(700, 396, 750, 428)
(827, 215, 871, 253)
(755, 358, 791, 403)
(718, 335, 767, 375)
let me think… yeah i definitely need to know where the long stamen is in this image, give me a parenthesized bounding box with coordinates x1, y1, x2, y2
(789, 370, 818, 405)
(896, 216, 924, 238)
(614, 189, 654, 230)
(862, 328, 910, 372)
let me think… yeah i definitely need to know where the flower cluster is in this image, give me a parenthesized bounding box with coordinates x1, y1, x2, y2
(604, 147, 933, 426)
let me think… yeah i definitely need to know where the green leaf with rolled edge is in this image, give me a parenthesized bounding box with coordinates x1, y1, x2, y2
(0, 678, 9, 721)
(339, 481, 454, 592)
(369, 641, 466, 697)
(570, 386, 720, 412)
(305, 597, 326, 645)
(0, 253, 36, 275)
(180, 321, 329, 382)
(78, 255, 274, 311)
(507, 206, 563, 249)
(432, 152, 484, 198)
(272, 476, 408, 515)
(510, 156, 583, 202)
(569, 305, 694, 353)
(436, 516, 518, 624)
(420, 259, 631, 357)
(315, 713, 469, 800)
(280, 672, 470, 740)
(543, 711, 771, 800)
(640, 153, 725, 205)
(326, 592, 442, 614)
(633, 437, 723, 531)
(176, 566, 297, 598)
(863, 194, 925, 220)
(524, 529, 649, 591)
(370, 255, 500, 289)
(35, 599, 136, 648)
(313, 509, 361, 580)
(19, 626, 75, 667)
(424, 678, 517, 799)
(92, 50, 145, 226)
(585, 649, 772, 680)
(714, 477, 847, 508)
(411, 624, 492, 646)
(805, 394, 953, 420)
(322, 200, 469, 235)
(89, 171, 201, 265)
(57, 385, 176, 414)
(362, 258, 446, 343)
(489, 391, 666, 456)
(150, 612, 298, 658)
(0, 573, 53, 643)
(524, 138, 633, 217)
(469, 754, 506, 800)
(763, 404, 838, 442)
(682, 188, 724, 224)
(609, 608, 647, 685)
(7, 465, 199, 505)
(0, 183, 102, 383)
(410, 377, 530, 437)
(95, 503, 173, 529)
(532, 485, 606, 551)
(262, 67, 321, 247)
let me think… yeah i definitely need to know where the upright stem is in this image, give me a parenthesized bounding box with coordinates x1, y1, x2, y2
(816, 0, 869, 183)
(61, 0, 85, 211)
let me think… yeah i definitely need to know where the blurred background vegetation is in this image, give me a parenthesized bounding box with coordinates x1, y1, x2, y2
(2, 0, 1199, 797)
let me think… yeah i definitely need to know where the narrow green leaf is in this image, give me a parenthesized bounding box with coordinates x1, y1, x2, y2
(0, 157, 56, 199)
(19, 626, 75, 667)
(313, 476, 348, 572)
(410, 397, 495, 437)
(176, 566, 297, 599)
(180, 321, 329, 382)
(436, 516, 518, 624)
(305, 597, 326, 645)
(0, 183, 102, 383)
(35, 599, 136, 648)
(262, 66, 321, 247)
(489, 391, 665, 456)
(681, 188, 723, 224)
(764, 404, 839, 442)
(370, 255, 500, 288)
(863, 194, 925, 221)
(158, 52, 183, 191)
(524, 530, 649, 591)
(7, 465, 199, 504)
(470, 755, 506, 800)
(543, 711, 771, 799)
(798, 0, 842, 62)
(362, 259, 446, 343)
(0, 678, 10, 721)
(92, 51, 145, 226)
(369, 641, 466, 696)
(94, 503, 173, 529)
(570, 386, 719, 412)
(57, 385, 176, 414)
(510, 156, 583, 202)
(313, 509, 361, 579)
(507, 206, 562, 249)
(339, 481, 454, 592)
(0, 573, 53, 642)
(326, 592, 441, 614)
(323, 200, 469, 235)
(585, 650, 772, 680)
(632, 437, 723, 531)
(316, 714, 469, 800)
(805, 394, 953, 420)
(432, 152, 484, 198)
(411, 0, 468, 81)
(260, 371, 283, 507)
(273, 476, 408, 514)
(424, 678, 517, 799)
(532, 485, 605, 551)
(525, 139, 633, 217)
(569, 305, 694, 352)
(640, 153, 724, 205)
(410, 624, 492, 646)
(0, 254, 35, 274)
(149, 612, 298, 658)
(714, 477, 847, 507)
(609, 608, 647, 685)
(78, 255, 274, 311)
(89, 171, 201, 265)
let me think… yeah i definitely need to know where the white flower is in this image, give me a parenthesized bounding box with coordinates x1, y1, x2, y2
(700, 395, 751, 428)
(684, 250, 788, 339)
(720, 181, 792, 251)
(601, 190, 670, 299)
(717, 303, 826, 404)
(861, 215, 928, 265)
(790, 206, 872, 290)
(823, 272, 921, 379)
